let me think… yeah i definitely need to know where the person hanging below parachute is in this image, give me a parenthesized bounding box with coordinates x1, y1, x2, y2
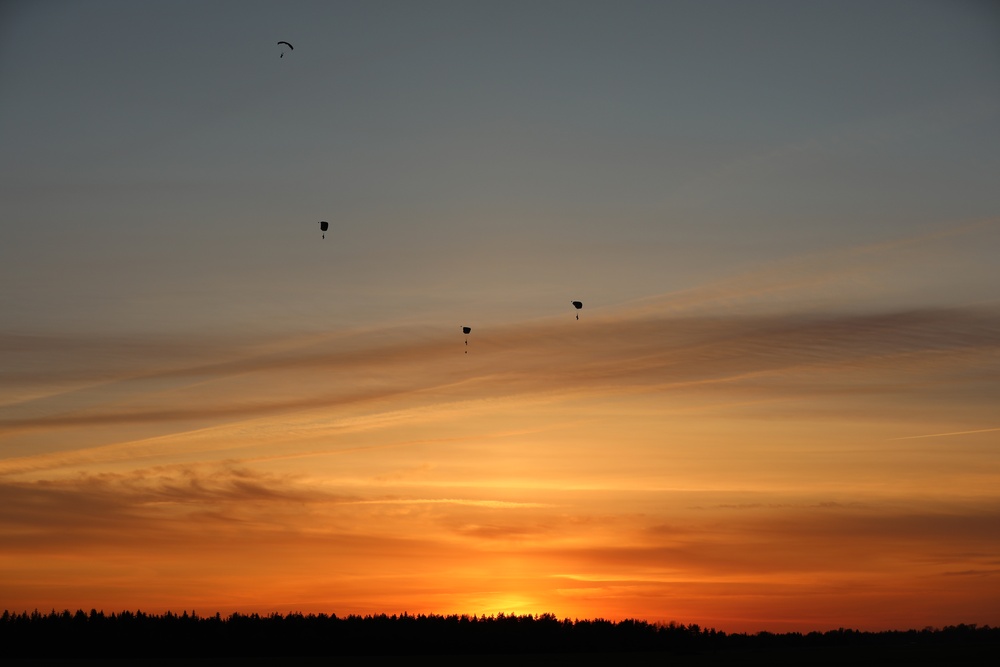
(318, 221, 329, 239)
(277, 41, 294, 58)
(571, 301, 583, 320)
(461, 326, 471, 353)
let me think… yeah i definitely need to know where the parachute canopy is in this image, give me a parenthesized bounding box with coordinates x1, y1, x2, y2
(571, 301, 583, 310)
(462, 326, 471, 335)
(277, 41, 293, 57)
(318, 221, 329, 232)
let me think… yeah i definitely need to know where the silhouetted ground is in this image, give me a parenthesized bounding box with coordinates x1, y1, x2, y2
(6, 642, 1000, 667)
(6, 644, 1000, 667)
(4, 611, 997, 665)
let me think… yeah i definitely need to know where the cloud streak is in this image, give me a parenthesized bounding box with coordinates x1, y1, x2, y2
(4, 306, 997, 433)
(6, 460, 997, 631)
(2, 297, 997, 493)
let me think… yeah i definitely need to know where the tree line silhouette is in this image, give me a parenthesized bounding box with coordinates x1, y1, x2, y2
(3, 609, 997, 659)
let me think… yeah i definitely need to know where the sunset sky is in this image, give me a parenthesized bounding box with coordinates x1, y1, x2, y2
(2, 0, 999, 633)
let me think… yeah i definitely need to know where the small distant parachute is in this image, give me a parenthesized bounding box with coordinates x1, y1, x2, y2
(318, 221, 329, 239)
(461, 326, 471, 352)
(571, 301, 583, 320)
(277, 41, 293, 58)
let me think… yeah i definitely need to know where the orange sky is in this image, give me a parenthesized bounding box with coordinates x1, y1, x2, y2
(3, 226, 998, 633)
(4, 1, 999, 636)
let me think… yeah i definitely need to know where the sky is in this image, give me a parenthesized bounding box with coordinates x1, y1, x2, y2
(1, 0, 999, 633)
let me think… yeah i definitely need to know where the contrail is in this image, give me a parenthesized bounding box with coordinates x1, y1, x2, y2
(889, 427, 1000, 441)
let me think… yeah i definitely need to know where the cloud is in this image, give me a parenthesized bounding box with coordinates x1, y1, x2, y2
(350, 498, 553, 509)
(0, 461, 561, 555)
(2, 301, 997, 482)
(541, 501, 1000, 582)
(617, 216, 1000, 316)
(4, 217, 997, 460)
(889, 427, 1000, 440)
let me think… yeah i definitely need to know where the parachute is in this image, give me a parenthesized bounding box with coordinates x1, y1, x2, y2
(318, 221, 329, 239)
(571, 301, 583, 320)
(277, 41, 293, 58)
(461, 326, 471, 353)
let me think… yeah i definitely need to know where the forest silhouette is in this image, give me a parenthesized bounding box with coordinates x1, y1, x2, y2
(3, 609, 998, 663)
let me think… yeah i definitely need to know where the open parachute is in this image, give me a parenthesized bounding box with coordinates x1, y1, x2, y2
(571, 301, 583, 320)
(277, 41, 293, 58)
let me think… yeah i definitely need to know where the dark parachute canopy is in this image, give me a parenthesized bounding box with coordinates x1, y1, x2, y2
(318, 221, 329, 239)
(462, 326, 472, 335)
(461, 326, 471, 352)
(277, 41, 293, 57)
(571, 301, 583, 320)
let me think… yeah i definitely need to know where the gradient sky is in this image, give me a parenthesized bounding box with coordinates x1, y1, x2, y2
(2, 0, 999, 633)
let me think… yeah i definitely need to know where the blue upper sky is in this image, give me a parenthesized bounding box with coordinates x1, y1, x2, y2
(2, 0, 998, 336)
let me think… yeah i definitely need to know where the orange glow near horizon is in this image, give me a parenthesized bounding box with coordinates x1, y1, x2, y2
(3, 238, 1000, 634)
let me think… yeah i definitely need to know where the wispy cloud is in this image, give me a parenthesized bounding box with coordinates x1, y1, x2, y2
(5, 218, 997, 459)
(349, 498, 553, 508)
(889, 427, 1000, 440)
(2, 300, 997, 482)
(618, 217, 1000, 316)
